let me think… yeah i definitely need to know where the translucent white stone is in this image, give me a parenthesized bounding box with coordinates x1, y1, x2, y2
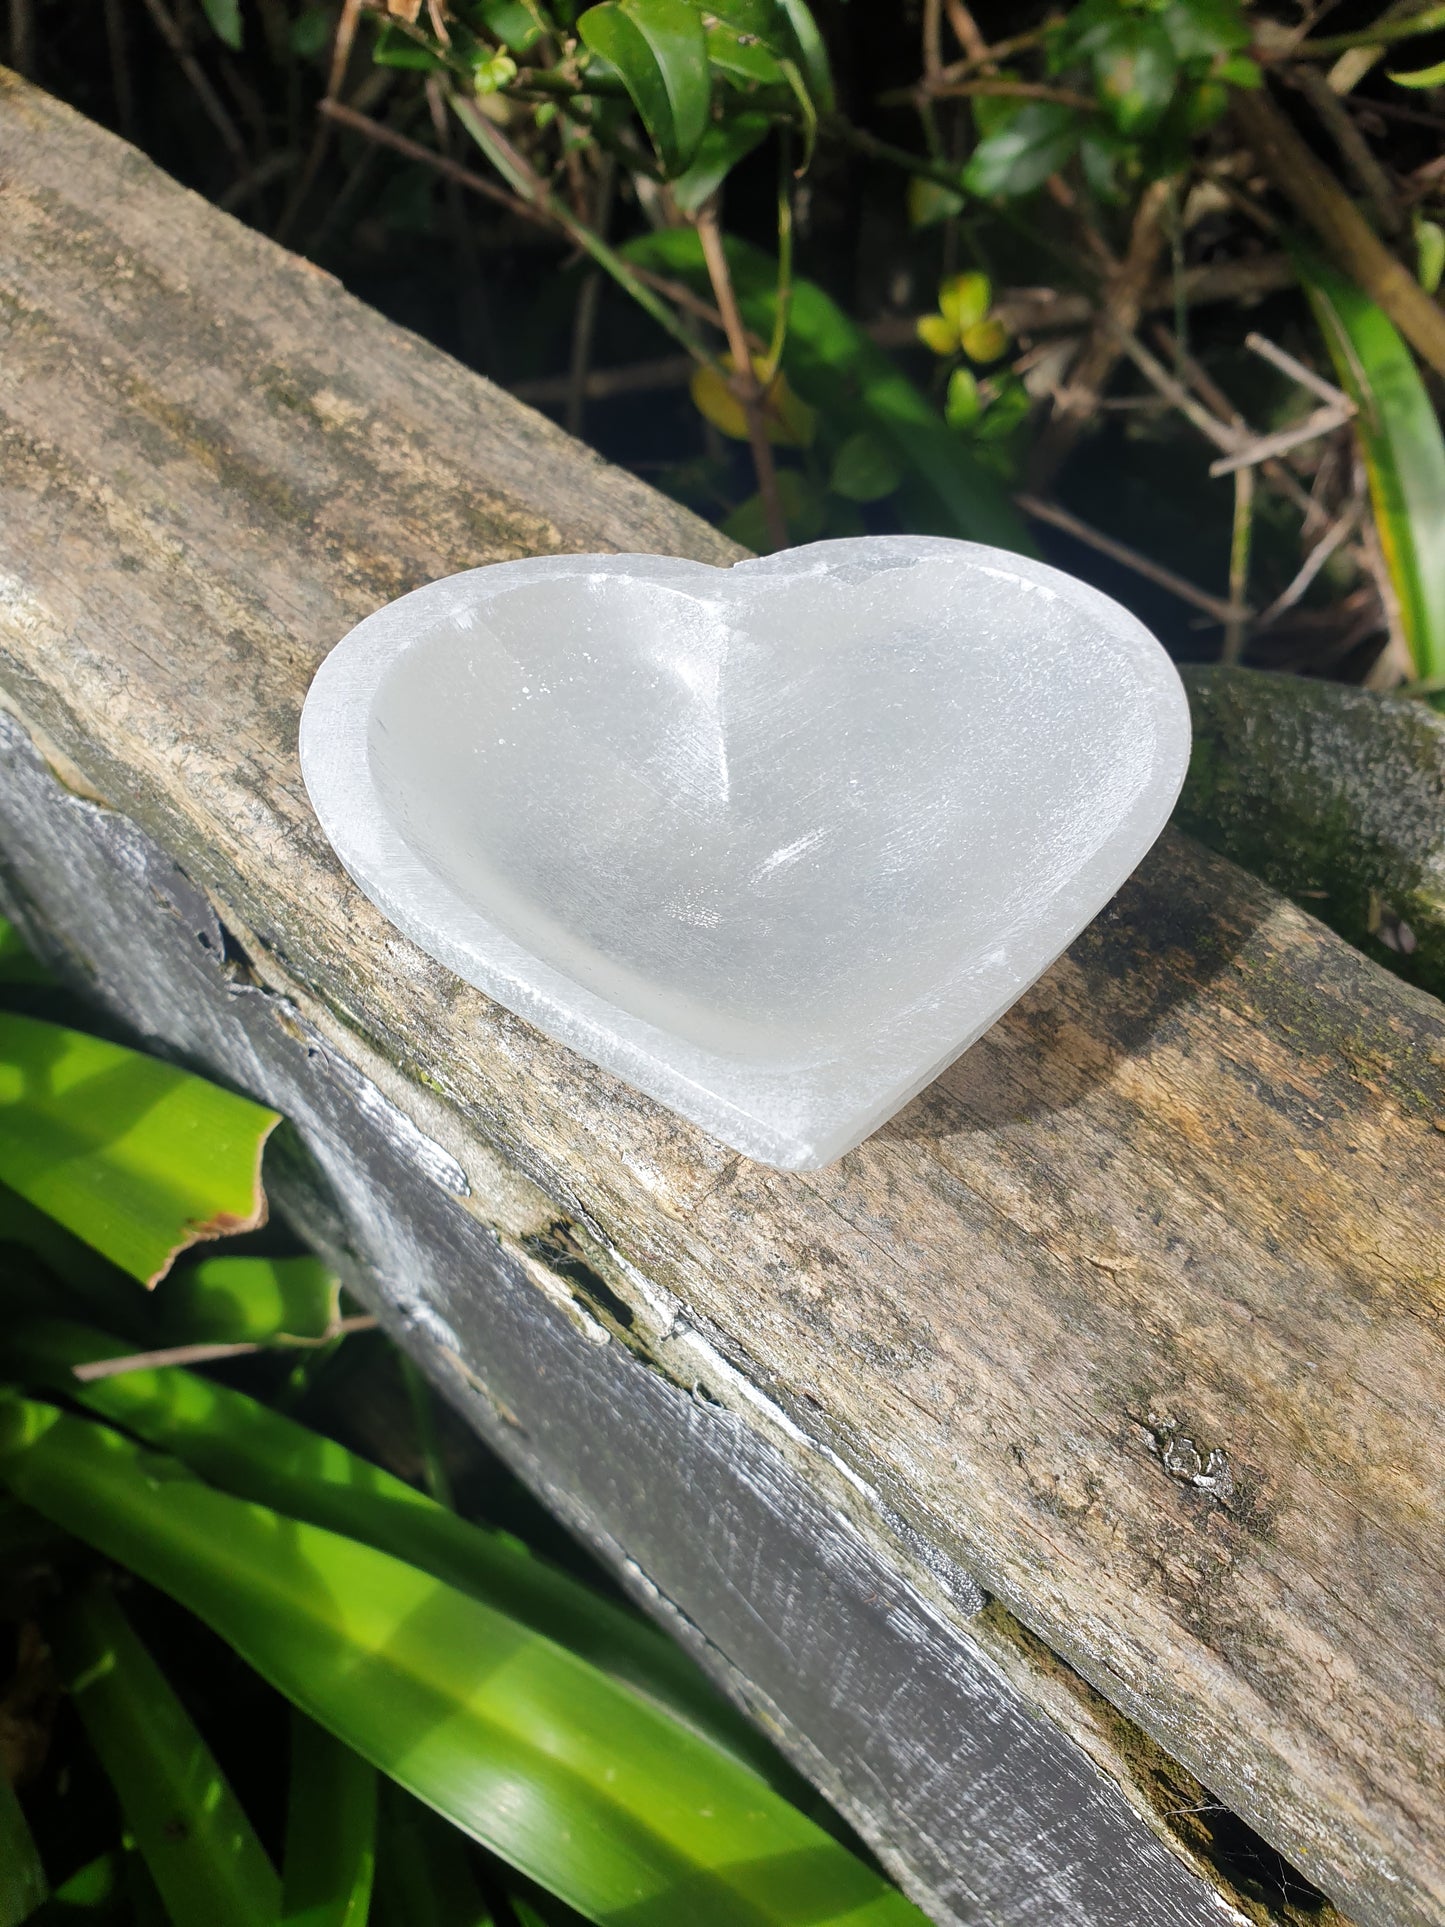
(300, 536, 1190, 1169)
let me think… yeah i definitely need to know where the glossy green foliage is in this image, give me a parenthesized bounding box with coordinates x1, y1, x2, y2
(0, 1775, 47, 1927)
(0, 1399, 925, 1927)
(966, 0, 1255, 199)
(623, 228, 1032, 551)
(0, 917, 53, 988)
(370, 1785, 493, 1927)
(153, 1254, 341, 1345)
(0, 1011, 279, 1286)
(52, 1584, 281, 1927)
(578, 0, 710, 177)
(1299, 250, 1445, 700)
(2, 1314, 800, 1786)
(282, 1712, 377, 1927)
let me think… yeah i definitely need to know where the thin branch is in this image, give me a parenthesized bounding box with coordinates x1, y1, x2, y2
(275, 0, 362, 244)
(1018, 496, 1253, 625)
(319, 98, 535, 219)
(1244, 329, 1353, 409)
(1149, 323, 1321, 522)
(1223, 466, 1256, 664)
(8, 0, 34, 78)
(1208, 407, 1353, 476)
(103, 0, 135, 138)
(137, 0, 249, 167)
(1287, 2, 1445, 56)
(1254, 496, 1364, 629)
(943, 0, 992, 66)
(1231, 84, 1445, 378)
(1028, 176, 1175, 489)
(511, 354, 695, 405)
(923, 0, 944, 83)
(914, 79, 1098, 110)
(450, 96, 718, 370)
(1291, 63, 1406, 237)
(71, 1316, 379, 1382)
(698, 203, 789, 551)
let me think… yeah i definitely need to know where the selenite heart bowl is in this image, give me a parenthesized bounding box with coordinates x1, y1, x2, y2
(299, 535, 1190, 1169)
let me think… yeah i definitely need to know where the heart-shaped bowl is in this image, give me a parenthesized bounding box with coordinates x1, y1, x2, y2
(300, 535, 1190, 1169)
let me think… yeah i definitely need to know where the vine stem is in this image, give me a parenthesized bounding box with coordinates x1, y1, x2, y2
(697, 204, 789, 552)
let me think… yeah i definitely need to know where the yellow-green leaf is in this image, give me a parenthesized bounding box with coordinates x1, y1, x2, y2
(0, 1014, 279, 1287)
(938, 272, 991, 334)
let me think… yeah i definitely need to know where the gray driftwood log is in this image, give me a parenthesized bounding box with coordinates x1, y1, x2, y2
(2, 72, 1443, 1927)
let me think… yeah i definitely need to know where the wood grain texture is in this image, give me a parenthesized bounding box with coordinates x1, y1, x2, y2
(1, 73, 1442, 1926)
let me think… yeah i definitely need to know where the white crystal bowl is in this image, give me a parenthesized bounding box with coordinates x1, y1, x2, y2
(300, 536, 1190, 1169)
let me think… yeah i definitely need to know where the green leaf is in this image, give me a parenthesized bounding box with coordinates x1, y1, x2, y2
(371, 1784, 492, 1927)
(1297, 247, 1445, 697)
(964, 102, 1080, 198)
(371, 22, 447, 70)
(474, 0, 547, 52)
(906, 177, 965, 228)
(669, 113, 773, 213)
(2, 1316, 786, 1785)
(577, 0, 710, 177)
(774, 0, 833, 115)
(0, 1181, 145, 1334)
(200, 0, 243, 50)
(944, 367, 980, 431)
(282, 1711, 376, 1927)
(1417, 217, 1445, 295)
(1091, 15, 1180, 135)
(829, 432, 904, 502)
(289, 8, 333, 59)
(721, 469, 824, 551)
(706, 21, 785, 87)
(0, 916, 53, 988)
(1159, 0, 1249, 60)
(27, 1850, 128, 1922)
(1389, 55, 1445, 86)
(153, 1254, 340, 1345)
(624, 228, 1034, 550)
(1, 1399, 927, 1927)
(0, 1013, 279, 1288)
(52, 1584, 280, 1927)
(0, 1775, 47, 1927)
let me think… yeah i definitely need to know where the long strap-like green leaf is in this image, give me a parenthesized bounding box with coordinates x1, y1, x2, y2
(51, 1584, 281, 1927)
(2, 1315, 781, 1783)
(1296, 244, 1445, 701)
(0, 1398, 924, 1927)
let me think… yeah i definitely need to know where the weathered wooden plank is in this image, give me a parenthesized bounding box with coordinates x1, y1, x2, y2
(0, 712, 1232, 1927)
(1, 72, 1442, 1926)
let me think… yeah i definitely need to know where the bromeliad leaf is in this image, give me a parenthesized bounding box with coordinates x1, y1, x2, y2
(0, 1013, 279, 1287)
(282, 1711, 377, 1927)
(0, 1775, 46, 1927)
(578, 0, 710, 177)
(1297, 248, 1445, 701)
(4, 1315, 792, 1785)
(0, 1399, 929, 1927)
(53, 1583, 281, 1927)
(153, 1253, 341, 1346)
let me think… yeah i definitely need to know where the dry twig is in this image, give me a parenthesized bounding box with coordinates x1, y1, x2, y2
(1232, 85, 1445, 377)
(698, 204, 788, 550)
(1017, 495, 1253, 625)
